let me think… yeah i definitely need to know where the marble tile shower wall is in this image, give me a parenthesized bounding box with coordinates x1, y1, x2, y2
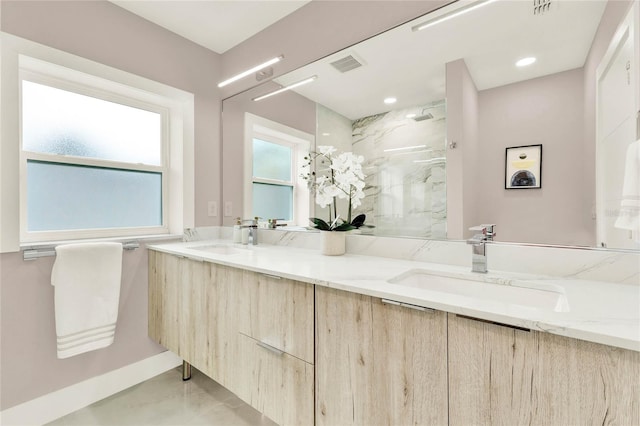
(352, 102, 447, 239)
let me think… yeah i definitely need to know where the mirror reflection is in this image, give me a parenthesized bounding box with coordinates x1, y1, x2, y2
(222, 0, 639, 251)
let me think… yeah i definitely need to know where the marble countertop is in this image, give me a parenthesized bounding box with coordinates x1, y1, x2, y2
(148, 239, 640, 352)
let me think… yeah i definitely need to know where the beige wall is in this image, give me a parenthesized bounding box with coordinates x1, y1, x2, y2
(0, 0, 221, 410)
(476, 68, 588, 246)
(446, 59, 480, 240)
(0, 243, 172, 410)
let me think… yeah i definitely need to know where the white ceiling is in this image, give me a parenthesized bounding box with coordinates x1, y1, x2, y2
(109, 0, 310, 54)
(271, 0, 608, 120)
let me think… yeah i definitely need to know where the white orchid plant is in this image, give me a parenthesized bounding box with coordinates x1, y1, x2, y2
(301, 145, 370, 231)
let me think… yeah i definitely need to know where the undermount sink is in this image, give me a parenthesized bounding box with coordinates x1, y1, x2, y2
(388, 269, 570, 313)
(189, 244, 247, 255)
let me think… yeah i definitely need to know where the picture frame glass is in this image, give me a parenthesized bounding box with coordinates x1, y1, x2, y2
(505, 144, 542, 189)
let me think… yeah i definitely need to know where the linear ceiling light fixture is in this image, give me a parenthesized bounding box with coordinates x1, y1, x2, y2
(252, 75, 318, 102)
(217, 55, 283, 88)
(412, 0, 499, 32)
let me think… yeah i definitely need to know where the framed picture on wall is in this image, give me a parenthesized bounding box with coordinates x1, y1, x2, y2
(505, 144, 542, 189)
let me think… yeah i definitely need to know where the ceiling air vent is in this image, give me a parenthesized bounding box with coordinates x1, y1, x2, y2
(330, 55, 363, 73)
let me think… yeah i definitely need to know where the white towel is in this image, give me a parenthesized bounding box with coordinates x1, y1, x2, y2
(615, 139, 640, 234)
(51, 242, 123, 359)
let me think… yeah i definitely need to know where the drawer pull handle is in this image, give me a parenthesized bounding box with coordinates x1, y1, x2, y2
(262, 273, 282, 280)
(382, 299, 434, 312)
(257, 341, 285, 356)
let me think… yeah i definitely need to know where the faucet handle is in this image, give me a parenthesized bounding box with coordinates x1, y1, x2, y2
(267, 218, 286, 229)
(468, 224, 496, 241)
(241, 217, 261, 226)
(482, 224, 496, 240)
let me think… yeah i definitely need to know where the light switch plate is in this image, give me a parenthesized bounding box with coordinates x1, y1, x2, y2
(207, 201, 217, 217)
(224, 201, 233, 217)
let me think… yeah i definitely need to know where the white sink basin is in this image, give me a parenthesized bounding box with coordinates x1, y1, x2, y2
(190, 244, 247, 255)
(388, 269, 570, 312)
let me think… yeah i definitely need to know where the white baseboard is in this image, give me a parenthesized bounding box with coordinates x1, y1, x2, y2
(0, 351, 182, 426)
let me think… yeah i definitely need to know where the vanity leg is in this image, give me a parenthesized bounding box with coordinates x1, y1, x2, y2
(182, 361, 192, 381)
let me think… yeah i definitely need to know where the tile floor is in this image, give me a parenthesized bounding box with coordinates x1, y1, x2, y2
(48, 367, 277, 425)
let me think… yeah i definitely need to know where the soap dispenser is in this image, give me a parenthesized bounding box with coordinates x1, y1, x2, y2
(233, 217, 242, 243)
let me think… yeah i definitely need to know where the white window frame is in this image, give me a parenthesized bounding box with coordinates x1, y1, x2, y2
(1, 34, 194, 251)
(252, 134, 296, 220)
(19, 69, 170, 242)
(243, 113, 313, 227)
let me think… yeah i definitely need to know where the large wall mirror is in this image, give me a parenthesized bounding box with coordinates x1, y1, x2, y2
(222, 0, 639, 251)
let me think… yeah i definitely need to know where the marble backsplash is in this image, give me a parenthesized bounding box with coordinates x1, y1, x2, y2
(351, 101, 447, 239)
(184, 227, 639, 286)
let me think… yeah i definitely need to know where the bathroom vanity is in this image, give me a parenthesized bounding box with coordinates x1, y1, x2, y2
(147, 235, 639, 426)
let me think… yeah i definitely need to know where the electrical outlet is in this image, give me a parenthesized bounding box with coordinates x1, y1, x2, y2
(224, 201, 233, 217)
(207, 201, 218, 217)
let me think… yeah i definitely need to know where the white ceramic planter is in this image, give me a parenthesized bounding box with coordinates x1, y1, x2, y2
(320, 231, 346, 256)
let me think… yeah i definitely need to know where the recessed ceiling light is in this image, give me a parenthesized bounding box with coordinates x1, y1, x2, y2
(516, 57, 536, 67)
(406, 113, 417, 119)
(384, 97, 397, 104)
(322, 132, 331, 136)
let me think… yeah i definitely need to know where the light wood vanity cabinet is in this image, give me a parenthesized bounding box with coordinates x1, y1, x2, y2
(448, 314, 640, 425)
(150, 250, 639, 426)
(315, 286, 448, 426)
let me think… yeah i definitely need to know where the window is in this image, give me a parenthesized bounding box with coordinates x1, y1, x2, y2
(0, 39, 194, 251)
(252, 138, 294, 221)
(244, 114, 313, 226)
(21, 78, 167, 239)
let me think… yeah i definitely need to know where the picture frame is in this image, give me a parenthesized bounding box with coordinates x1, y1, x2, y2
(505, 144, 542, 189)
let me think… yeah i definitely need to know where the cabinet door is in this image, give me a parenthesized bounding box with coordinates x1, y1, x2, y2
(534, 331, 640, 425)
(234, 333, 314, 426)
(237, 270, 314, 363)
(204, 263, 244, 388)
(448, 314, 640, 425)
(148, 251, 206, 365)
(316, 286, 448, 426)
(148, 250, 182, 354)
(448, 314, 539, 425)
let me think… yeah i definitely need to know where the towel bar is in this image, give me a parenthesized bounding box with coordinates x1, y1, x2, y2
(23, 241, 139, 261)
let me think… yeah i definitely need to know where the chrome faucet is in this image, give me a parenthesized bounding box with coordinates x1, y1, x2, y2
(240, 218, 259, 245)
(466, 224, 496, 273)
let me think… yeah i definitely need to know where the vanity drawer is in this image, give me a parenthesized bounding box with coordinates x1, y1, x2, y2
(237, 270, 314, 363)
(234, 332, 314, 426)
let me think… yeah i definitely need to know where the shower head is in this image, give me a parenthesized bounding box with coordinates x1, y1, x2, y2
(413, 112, 434, 122)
